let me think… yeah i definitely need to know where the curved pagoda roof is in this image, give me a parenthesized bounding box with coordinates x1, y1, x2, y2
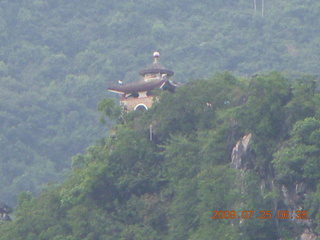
(138, 52, 174, 77)
(108, 52, 176, 94)
(108, 78, 166, 94)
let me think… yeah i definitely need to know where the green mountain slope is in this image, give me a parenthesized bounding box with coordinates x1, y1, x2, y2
(1, 72, 320, 239)
(1, 0, 320, 206)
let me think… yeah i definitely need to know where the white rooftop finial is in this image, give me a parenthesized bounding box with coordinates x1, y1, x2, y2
(153, 51, 160, 62)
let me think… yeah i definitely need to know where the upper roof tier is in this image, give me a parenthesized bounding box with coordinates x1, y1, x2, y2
(138, 52, 174, 77)
(108, 52, 177, 94)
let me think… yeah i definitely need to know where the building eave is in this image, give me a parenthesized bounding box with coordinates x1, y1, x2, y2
(108, 79, 166, 94)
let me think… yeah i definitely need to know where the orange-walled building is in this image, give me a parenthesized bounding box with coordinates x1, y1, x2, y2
(108, 52, 180, 111)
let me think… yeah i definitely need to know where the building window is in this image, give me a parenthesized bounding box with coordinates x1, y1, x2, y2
(134, 104, 148, 111)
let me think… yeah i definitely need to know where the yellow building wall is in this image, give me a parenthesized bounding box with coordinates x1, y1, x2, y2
(121, 96, 154, 111)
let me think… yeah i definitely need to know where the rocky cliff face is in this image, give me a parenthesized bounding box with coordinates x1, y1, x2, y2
(231, 133, 253, 170)
(231, 134, 319, 240)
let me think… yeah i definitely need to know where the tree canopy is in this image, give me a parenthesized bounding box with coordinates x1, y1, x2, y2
(1, 72, 320, 239)
(1, 0, 320, 238)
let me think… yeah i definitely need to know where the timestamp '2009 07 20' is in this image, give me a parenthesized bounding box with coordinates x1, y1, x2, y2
(212, 210, 308, 220)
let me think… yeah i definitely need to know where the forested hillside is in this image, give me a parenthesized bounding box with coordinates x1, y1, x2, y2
(1, 72, 320, 239)
(1, 0, 320, 217)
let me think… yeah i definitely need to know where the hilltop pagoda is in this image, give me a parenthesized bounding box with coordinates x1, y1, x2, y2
(108, 52, 179, 111)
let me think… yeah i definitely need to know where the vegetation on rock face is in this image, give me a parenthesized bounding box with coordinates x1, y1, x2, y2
(1, 72, 320, 239)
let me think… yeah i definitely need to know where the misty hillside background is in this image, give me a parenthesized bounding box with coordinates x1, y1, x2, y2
(0, 1, 320, 239)
(0, 0, 319, 205)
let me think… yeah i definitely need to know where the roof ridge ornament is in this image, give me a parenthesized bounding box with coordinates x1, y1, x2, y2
(153, 51, 160, 63)
(138, 52, 174, 77)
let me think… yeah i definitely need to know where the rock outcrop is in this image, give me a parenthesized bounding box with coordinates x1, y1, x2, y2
(231, 134, 319, 239)
(231, 133, 253, 170)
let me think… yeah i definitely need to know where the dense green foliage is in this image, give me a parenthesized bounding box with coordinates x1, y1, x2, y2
(1, 72, 320, 239)
(1, 0, 320, 235)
